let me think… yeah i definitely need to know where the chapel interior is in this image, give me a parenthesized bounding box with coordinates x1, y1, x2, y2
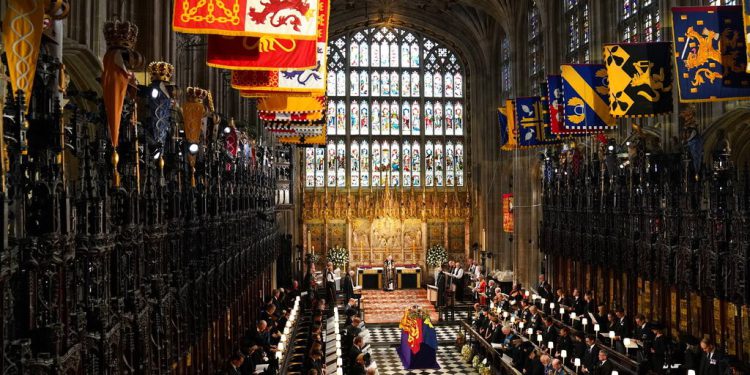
(0, 0, 749, 374)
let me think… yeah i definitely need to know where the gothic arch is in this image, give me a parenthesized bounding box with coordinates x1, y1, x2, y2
(702, 107, 750, 167)
(62, 37, 103, 112)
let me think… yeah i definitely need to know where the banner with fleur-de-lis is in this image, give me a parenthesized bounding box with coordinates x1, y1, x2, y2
(499, 100, 517, 151)
(206, 0, 328, 70)
(173, 0, 321, 39)
(561, 64, 616, 131)
(515, 96, 559, 148)
(672, 6, 750, 102)
(603, 42, 673, 117)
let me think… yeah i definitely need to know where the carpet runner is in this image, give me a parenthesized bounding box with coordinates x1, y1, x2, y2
(361, 289, 438, 324)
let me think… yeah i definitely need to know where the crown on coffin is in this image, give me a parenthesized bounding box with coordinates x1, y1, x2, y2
(103, 19, 139, 49)
(148, 61, 174, 82)
(186, 87, 208, 103)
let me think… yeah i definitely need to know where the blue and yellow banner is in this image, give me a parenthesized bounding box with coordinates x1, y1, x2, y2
(603, 42, 673, 117)
(515, 96, 559, 148)
(561, 64, 616, 131)
(672, 6, 750, 102)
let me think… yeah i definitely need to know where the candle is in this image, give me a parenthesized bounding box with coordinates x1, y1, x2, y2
(561, 350, 568, 359)
(571, 312, 577, 320)
(519, 322, 525, 329)
(582, 318, 588, 326)
(548, 341, 554, 349)
(688, 370, 696, 375)
(525, 290, 530, 297)
(594, 324, 600, 332)
(541, 298, 546, 306)
(574, 358, 581, 367)
(307, 230, 311, 251)
(537, 334, 543, 343)
(550, 302, 556, 310)
(527, 328, 533, 336)
(559, 307, 565, 316)
(609, 331, 616, 339)
(612, 372, 619, 375)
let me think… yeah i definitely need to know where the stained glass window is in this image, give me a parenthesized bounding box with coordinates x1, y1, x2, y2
(565, 0, 590, 63)
(528, 1, 545, 96)
(500, 37, 511, 99)
(708, 0, 736, 6)
(619, 0, 661, 42)
(313, 27, 467, 189)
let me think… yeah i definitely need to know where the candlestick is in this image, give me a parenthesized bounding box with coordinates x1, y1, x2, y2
(537, 334, 543, 346)
(594, 324, 600, 333)
(527, 328, 533, 336)
(574, 358, 581, 374)
(561, 350, 568, 359)
(482, 228, 486, 250)
(548, 341, 554, 350)
(307, 230, 311, 251)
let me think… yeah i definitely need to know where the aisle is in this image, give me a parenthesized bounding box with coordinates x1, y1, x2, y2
(361, 289, 438, 324)
(366, 325, 474, 375)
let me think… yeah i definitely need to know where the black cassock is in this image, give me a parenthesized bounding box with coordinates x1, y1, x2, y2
(437, 271, 446, 307)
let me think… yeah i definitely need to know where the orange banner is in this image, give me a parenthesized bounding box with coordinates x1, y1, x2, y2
(2, 0, 45, 111)
(206, 0, 328, 70)
(503, 193, 514, 233)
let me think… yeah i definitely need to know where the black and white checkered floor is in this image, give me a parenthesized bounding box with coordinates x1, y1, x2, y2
(365, 325, 475, 374)
(369, 346, 476, 375)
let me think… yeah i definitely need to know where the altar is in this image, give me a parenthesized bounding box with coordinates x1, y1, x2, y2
(357, 266, 422, 290)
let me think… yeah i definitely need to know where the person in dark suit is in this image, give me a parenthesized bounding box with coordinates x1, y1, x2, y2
(555, 327, 574, 358)
(304, 350, 324, 374)
(594, 304, 609, 332)
(698, 338, 726, 375)
(595, 350, 615, 375)
(350, 353, 368, 375)
(525, 350, 546, 375)
(582, 335, 598, 373)
(542, 317, 558, 345)
(555, 288, 571, 307)
(537, 274, 553, 300)
(342, 269, 355, 301)
(583, 291, 596, 315)
(348, 336, 365, 370)
(613, 307, 630, 353)
(572, 289, 587, 315)
(437, 263, 447, 308)
(225, 352, 244, 375)
(649, 323, 672, 372)
(528, 306, 544, 333)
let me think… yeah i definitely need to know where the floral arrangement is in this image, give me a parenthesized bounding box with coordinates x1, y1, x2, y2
(472, 354, 482, 369)
(461, 344, 473, 362)
(326, 246, 349, 268)
(478, 364, 492, 375)
(405, 306, 432, 321)
(426, 244, 448, 267)
(305, 252, 319, 264)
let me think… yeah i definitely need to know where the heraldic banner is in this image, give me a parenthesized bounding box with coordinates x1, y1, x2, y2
(672, 6, 750, 102)
(603, 42, 673, 117)
(499, 108, 510, 149)
(501, 100, 517, 151)
(745, 0, 750, 73)
(561, 64, 616, 132)
(206, 0, 329, 70)
(503, 193, 514, 233)
(173, 0, 320, 39)
(515, 97, 558, 148)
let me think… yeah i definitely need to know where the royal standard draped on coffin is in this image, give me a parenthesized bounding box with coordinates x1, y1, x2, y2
(173, 0, 320, 39)
(561, 64, 616, 132)
(206, 0, 329, 70)
(672, 6, 750, 102)
(604, 42, 673, 117)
